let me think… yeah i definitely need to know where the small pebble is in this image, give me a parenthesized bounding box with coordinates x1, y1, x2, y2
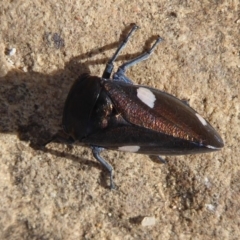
(141, 216, 156, 226)
(8, 48, 16, 56)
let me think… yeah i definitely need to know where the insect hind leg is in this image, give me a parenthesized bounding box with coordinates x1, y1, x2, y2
(113, 37, 163, 83)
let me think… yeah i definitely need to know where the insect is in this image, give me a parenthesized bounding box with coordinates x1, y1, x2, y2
(46, 24, 224, 189)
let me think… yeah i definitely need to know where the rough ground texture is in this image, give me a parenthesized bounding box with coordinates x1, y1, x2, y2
(0, 1, 239, 239)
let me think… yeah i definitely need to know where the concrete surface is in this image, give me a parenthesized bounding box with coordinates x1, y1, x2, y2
(0, 0, 239, 239)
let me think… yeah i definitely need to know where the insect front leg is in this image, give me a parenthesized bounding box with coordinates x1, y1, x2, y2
(43, 130, 75, 146)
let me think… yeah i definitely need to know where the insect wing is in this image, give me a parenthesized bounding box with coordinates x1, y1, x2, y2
(100, 80, 224, 152)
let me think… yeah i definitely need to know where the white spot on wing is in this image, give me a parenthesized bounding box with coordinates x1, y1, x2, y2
(196, 113, 207, 126)
(137, 87, 156, 108)
(206, 145, 221, 150)
(118, 146, 140, 152)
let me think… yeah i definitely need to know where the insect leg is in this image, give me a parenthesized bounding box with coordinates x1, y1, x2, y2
(157, 156, 167, 164)
(102, 24, 139, 79)
(43, 131, 75, 146)
(114, 37, 163, 77)
(91, 146, 115, 189)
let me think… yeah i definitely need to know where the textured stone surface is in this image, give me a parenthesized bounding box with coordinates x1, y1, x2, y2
(0, 1, 239, 239)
